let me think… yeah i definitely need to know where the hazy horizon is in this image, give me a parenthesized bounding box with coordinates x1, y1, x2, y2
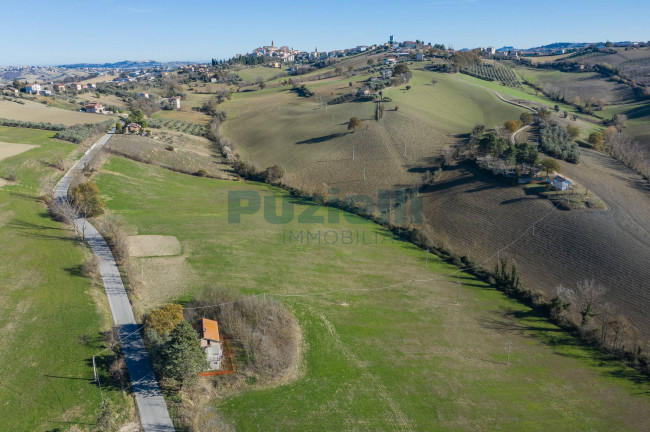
(1, 0, 648, 66)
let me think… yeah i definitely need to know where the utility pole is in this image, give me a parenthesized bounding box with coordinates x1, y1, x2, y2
(93, 356, 104, 406)
(506, 340, 512, 365)
(352, 145, 355, 160)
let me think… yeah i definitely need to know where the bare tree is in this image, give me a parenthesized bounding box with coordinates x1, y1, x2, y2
(557, 279, 607, 327)
(49, 199, 87, 241)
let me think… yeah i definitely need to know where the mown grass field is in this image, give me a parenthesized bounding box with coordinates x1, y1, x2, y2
(220, 69, 524, 197)
(0, 98, 116, 125)
(235, 65, 287, 83)
(0, 127, 131, 431)
(94, 155, 650, 431)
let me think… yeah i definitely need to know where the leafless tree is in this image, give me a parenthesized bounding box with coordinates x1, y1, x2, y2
(557, 279, 607, 327)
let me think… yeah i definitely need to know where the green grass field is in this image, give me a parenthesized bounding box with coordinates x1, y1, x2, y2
(235, 65, 287, 83)
(94, 155, 650, 431)
(0, 127, 131, 431)
(218, 69, 526, 198)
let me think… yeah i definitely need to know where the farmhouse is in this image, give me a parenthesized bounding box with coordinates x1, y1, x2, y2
(5, 87, 19, 96)
(68, 83, 83, 91)
(385, 57, 397, 65)
(196, 318, 223, 370)
(553, 176, 571, 191)
(381, 68, 393, 79)
(84, 102, 104, 113)
(39, 90, 52, 96)
(25, 84, 41, 94)
(139, 92, 149, 98)
(161, 96, 181, 110)
(125, 122, 141, 133)
(86, 83, 96, 89)
(53, 84, 66, 92)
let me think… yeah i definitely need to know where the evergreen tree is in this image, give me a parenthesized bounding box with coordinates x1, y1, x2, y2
(159, 321, 207, 388)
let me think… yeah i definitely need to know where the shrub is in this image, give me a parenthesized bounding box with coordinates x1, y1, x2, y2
(262, 165, 284, 183)
(70, 181, 104, 216)
(146, 303, 185, 335)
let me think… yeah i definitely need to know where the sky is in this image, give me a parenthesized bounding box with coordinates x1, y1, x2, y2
(1, 0, 648, 66)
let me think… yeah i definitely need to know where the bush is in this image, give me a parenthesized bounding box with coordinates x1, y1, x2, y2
(262, 165, 284, 183)
(146, 303, 185, 335)
(70, 181, 104, 216)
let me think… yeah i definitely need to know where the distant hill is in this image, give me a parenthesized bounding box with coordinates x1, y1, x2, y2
(58, 60, 194, 69)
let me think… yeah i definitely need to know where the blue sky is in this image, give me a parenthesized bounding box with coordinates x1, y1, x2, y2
(2, 0, 648, 65)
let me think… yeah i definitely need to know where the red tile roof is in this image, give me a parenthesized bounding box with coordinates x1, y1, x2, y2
(200, 318, 220, 341)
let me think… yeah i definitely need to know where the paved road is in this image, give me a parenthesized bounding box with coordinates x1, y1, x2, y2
(55, 133, 175, 432)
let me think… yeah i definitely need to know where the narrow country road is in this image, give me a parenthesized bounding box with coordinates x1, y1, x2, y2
(54, 132, 175, 432)
(511, 124, 530, 145)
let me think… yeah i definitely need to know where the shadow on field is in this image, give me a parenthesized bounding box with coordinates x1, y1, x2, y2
(9, 218, 75, 242)
(8, 191, 42, 202)
(624, 102, 650, 119)
(485, 308, 650, 387)
(297, 132, 348, 145)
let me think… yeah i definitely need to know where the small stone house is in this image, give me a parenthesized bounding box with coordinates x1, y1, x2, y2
(126, 122, 141, 133)
(197, 318, 223, 370)
(161, 96, 181, 110)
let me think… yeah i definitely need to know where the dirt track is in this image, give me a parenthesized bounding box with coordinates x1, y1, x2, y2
(421, 153, 650, 337)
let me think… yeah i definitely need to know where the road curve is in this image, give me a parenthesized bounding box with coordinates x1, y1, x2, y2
(511, 124, 531, 145)
(54, 133, 175, 432)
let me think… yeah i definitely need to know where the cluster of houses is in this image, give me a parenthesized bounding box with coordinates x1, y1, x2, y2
(20, 81, 99, 96)
(246, 40, 381, 65)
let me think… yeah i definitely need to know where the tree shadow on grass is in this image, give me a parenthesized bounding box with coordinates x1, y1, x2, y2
(8, 191, 43, 202)
(487, 307, 650, 387)
(296, 132, 348, 145)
